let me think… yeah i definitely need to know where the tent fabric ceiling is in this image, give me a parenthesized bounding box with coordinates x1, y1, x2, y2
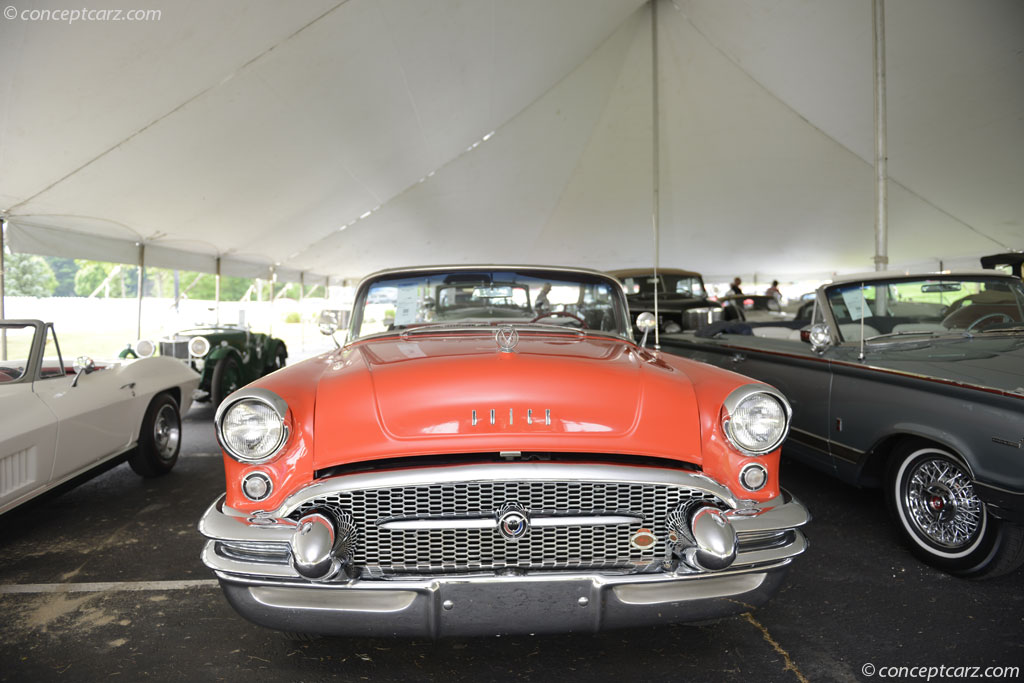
(1, 0, 1021, 284)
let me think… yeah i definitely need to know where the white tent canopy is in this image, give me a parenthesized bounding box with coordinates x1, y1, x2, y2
(2, 0, 1021, 285)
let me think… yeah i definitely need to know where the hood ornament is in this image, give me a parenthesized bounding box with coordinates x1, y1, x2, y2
(495, 325, 519, 353)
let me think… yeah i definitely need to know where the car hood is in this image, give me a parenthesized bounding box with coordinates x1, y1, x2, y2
(861, 335, 1024, 394)
(310, 333, 703, 469)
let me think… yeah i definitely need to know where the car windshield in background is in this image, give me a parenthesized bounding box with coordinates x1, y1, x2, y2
(0, 323, 37, 382)
(352, 269, 629, 340)
(825, 276, 1024, 341)
(619, 274, 706, 299)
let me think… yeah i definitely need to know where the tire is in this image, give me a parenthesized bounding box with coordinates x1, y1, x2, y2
(128, 393, 181, 478)
(886, 440, 1024, 578)
(211, 355, 243, 407)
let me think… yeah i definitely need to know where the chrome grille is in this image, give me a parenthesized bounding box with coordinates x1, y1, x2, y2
(159, 340, 189, 359)
(290, 479, 723, 576)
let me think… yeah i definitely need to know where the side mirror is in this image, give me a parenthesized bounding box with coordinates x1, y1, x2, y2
(806, 324, 832, 353)
(318, 311, 339, 336)
(71, 356, 96, 387)
(636, 312, 657, 348)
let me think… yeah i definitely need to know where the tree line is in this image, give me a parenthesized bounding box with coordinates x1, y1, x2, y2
(3, 251, 299, 301)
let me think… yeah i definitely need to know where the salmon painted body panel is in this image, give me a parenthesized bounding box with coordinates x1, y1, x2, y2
(223, 332, 781, 513)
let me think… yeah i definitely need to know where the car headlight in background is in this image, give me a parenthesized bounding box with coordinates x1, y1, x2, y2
(189, 336, 211, 357)
(721, 386, 791, 455)
(134, 339, 155, 358)
(216, 390, 289, 463)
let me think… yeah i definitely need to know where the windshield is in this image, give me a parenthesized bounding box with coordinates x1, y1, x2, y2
(618, 273, 706, 299)
(0, 323, 37, 382)
(824, 276, 1024, 341)
(351, 268, 630, 340)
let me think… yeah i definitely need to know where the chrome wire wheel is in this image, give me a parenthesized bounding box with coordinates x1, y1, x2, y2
(896, 449, 986, 557)
(153, 404, 181, 462)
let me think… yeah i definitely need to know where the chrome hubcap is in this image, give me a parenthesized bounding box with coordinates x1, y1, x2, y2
(904, 457, 982, 549)
(153, 405, 180, 461)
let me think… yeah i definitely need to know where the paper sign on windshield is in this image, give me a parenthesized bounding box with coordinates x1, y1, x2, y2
(840, 286, 868, 321)
(394, 285, 420, 326)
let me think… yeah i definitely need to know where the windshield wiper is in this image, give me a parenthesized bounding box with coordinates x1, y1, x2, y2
(398, 323, 496, 337)
(864, 330, 939, 342)
(397, 321, 592, 339)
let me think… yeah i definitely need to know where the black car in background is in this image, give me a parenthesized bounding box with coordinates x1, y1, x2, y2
(608, 268, 725, 334)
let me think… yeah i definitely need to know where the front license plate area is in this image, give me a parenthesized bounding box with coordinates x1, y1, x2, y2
(437, 580, 598, 636)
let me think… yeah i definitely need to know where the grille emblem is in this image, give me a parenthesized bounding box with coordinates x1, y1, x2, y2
(496, 502, 530, 540)
(495, 325, 519, 353)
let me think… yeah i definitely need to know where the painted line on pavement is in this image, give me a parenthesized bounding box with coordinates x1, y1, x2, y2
(0, 579, 219, 594)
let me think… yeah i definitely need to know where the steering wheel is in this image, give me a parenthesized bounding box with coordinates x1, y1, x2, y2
(531, 311, 588, 328)
(964, 312, 1012, 333)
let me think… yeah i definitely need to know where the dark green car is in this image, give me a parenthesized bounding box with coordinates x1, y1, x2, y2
(122, 325, 287, 406)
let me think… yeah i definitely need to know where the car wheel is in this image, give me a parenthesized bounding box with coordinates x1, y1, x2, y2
(211, 355, 243, 407)
(886, 440, 1024, 578)
(128, 393, 181, 478)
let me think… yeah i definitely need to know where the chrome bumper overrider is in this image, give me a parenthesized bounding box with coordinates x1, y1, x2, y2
(198, 468, 809, 636)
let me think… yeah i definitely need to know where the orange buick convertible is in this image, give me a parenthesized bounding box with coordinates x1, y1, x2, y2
(198, 266, 809, 638)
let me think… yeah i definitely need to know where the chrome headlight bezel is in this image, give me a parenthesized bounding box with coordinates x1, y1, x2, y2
(189, 336, 211, 358)
(215, 388, 290, 464)
(133, 339, 155, 358)
(721, 385, 792, 456)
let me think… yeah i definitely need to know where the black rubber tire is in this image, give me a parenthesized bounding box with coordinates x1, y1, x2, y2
(886, 439, 1024, 578)
(128, 393, 181, 478)
(211, 355, 243, 407)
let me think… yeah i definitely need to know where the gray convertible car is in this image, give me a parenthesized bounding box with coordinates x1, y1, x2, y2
(661, 270, 1024, 578)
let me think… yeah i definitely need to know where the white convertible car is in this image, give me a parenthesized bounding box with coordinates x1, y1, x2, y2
(0, 319, 200, 515)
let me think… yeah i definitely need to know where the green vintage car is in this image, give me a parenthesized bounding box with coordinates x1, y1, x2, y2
(122, 325, 287, 406)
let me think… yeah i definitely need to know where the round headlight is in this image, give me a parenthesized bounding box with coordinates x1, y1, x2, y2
(189, 336, 211, 357)
(219, 398, 287, 462)
(134, 339, 155, 358)
(722, 388, 790, 455)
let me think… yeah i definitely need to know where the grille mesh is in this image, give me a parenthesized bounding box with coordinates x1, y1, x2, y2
(160, 340, 189, 359)
(290, 480, 723, 576)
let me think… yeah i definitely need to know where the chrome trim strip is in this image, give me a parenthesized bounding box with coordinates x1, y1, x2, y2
(212, 554, 796, 591)
(272, 463, 744, 517)
(377, 512, 645, 531)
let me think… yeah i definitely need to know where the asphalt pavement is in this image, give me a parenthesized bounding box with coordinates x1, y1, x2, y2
(1, 403, 1021, 682)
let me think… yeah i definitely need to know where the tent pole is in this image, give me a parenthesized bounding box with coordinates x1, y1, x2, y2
(215, 257, 222, 325)
(299, 272, 305, 353)
(872, 0, 888, 272)
(1, 217, 6, 361)
(269, 267, 277, 337)
(136, 243, 145, 340)
(651, 0, 661, 349)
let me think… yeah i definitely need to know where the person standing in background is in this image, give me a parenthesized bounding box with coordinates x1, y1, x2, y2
(730, 277, 743, 295)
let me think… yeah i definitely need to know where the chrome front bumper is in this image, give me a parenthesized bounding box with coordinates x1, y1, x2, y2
(199, 484, 809, 637)
(215, 561, 795, 637)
